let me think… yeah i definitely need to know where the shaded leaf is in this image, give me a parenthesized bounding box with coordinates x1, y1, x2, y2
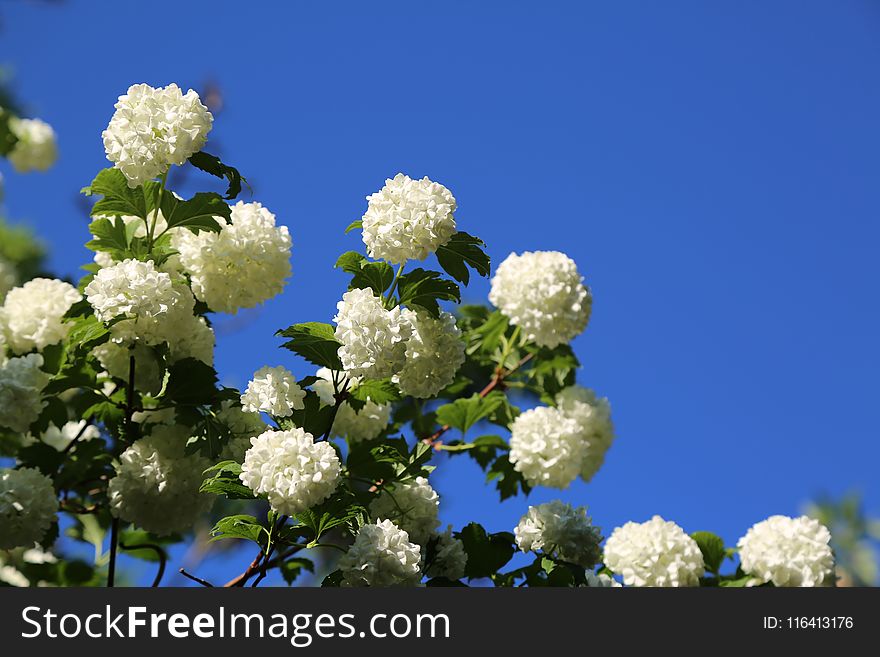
(277, 322, 344, 370)
(436, 231, 491, 285)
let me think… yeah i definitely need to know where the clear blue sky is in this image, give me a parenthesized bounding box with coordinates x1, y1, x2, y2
(2, 0, 878, 585)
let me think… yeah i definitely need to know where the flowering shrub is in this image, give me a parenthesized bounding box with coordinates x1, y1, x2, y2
(0, 82, 838, 588)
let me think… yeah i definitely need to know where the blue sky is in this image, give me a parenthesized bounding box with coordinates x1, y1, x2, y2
(2, 0, 878, 585)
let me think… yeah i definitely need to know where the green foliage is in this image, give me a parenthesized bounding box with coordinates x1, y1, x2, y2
(435, 231, 491, 285)
(279, 390, 337, 439)
(335, 251, 394, 297)
(435, 391, 508, 435)
(188, 151, 247, 199)
(457, 523, 515, 579)
(346, 378, 400, 412)
(82, 168, 152, 219)
(692, 531, 727, 575)
(280, 558, 315, 585)
(201, 461, 256, 500)
(344, 219, 362, 234)
(164, 358, 219, 406)
(0, 107, 18, 156)
(396, 268, 460, 317)
(277, 322, 344, 370)
(210, 515, 268, 545)
(159, 190, 228, 232)
(294, 492, 368, 542)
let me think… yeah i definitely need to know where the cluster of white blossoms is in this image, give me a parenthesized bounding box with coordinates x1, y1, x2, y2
(0, 467, 58, 549)
(393, 310, 465, 398)
(0, 278, 81, 354)
(737, 515, 835, 587)
(514, 500, 603, 568)
(0, 546, 57, 587)
(108, 425, 214, 535)
(312, 368, 391, 443)
(334, 288, 412, 378)
(489, 250, 592, 348)
(424, 526, 468, 581)
(508, 406, 583, 489)
(34, 421, 101, 452)
(555, 385, 615, 483)
(362, 173, 457, 265)
(173, 201, 292, 313)
(0, 353, 49, 433)
(604, 516, 705, 587)
(7, 117, 58, 173)
(102, 83, 213, 188)
(239, 428, 341, 516)
(339, 519, 423, 587)
(370, 476, 441, 545)
(240, 365, 306, 417)
(84, 258, 177, 324)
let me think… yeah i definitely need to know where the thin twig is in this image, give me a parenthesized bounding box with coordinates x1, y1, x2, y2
(179, 568, 214, 587)
(120, 542, 168, 587)
(107, 517, 119, 587)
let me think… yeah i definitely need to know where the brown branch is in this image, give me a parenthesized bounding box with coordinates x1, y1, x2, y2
(423, 352, 534, 448)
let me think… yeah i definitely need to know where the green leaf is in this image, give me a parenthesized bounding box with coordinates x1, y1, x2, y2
(440, 434, 507, 470)
(210, 515, 267, 544)
(280, 558, 315, 586)
(162, 191, 228, 233)
(83, 168, 149, 218)
(435, 391, 507, 435)
(436, 231, 491, 285)
(188, 151, 247, 200)
(85, 216, 131, 255)
(280, 390, 336, 439)
(457, 523, 515, 579)
(348, 379, 400, 408)
(164, 358, 218, 405)
(344, 220, 363, 234)
(486, 454, 532, 500)
(294, 493, 367, 541)
(64, 314, 110, 351)
(397, 268, 460, 317)
(277, 322, 343, 370)
(201, 461, 255, 500)
(335, 251, 394, 297)
(691, 531, 727, 574)
(0, 108, 19, 157)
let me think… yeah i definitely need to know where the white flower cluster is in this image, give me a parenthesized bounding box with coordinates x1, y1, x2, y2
(313, 368, 390, 443)
(7, 117, 58, 173)
(489, 251, 591, 348)
(240, 365, 306, 417)
(239, 428, 341, 516)
(0, 278, 81, 353)
(507, 385, 614, 489)
(0, 330, 7, 367)
(84, 258, 177, 323)
(393, 310, 465, 398)
(108, 425, 214, 535)
(102, 83, 213, 187)
(361, 173, 457, 265)
(514, 500, 603, 568)
(603, 516, 705, 587)
(0, 353, 49, 433)
(583, 571, 621, 587)
(555, 385, 615, 482)
(737, 515, 835, 587)
(36, 421, 101, 452)
(424, 526, 468, 581)
(173, 201, 292, 313)
(370, 476, 441, 545)
(334, 288, 411, 378)
(339, 519, 423, 587)
(0, 467, 58, 549)
(508, 406, 583, 489)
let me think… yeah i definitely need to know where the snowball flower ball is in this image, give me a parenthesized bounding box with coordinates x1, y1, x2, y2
(108, 425, 214, 535)
(313, 368, 391, 443)
(737, 515, 834, 587)
(604, 516, 704, 587)
(489, 250, 592, 348)
(0, 278, 81, 354)
(508, 406, 584, 489)
(425, 526, 468, 581)
(239, 428, 341, 516)
(102, 83, 213, 187)
(173, 201, 292, 313)
(240, 365, 306, 417)
(361, 173, 457, 265)
(555, 385, 615, 483)
(7, 117, 58, 173)
(515, 500, 603, 568)
(334, 288, 412, 378)
(0, 353, 49, 433)
(370, 476, 441, 545)
(393, 310, 465, 398)
(339, 519, 423, 587)
(84, 258, 177, 323)
(0, 467, 58, 549)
